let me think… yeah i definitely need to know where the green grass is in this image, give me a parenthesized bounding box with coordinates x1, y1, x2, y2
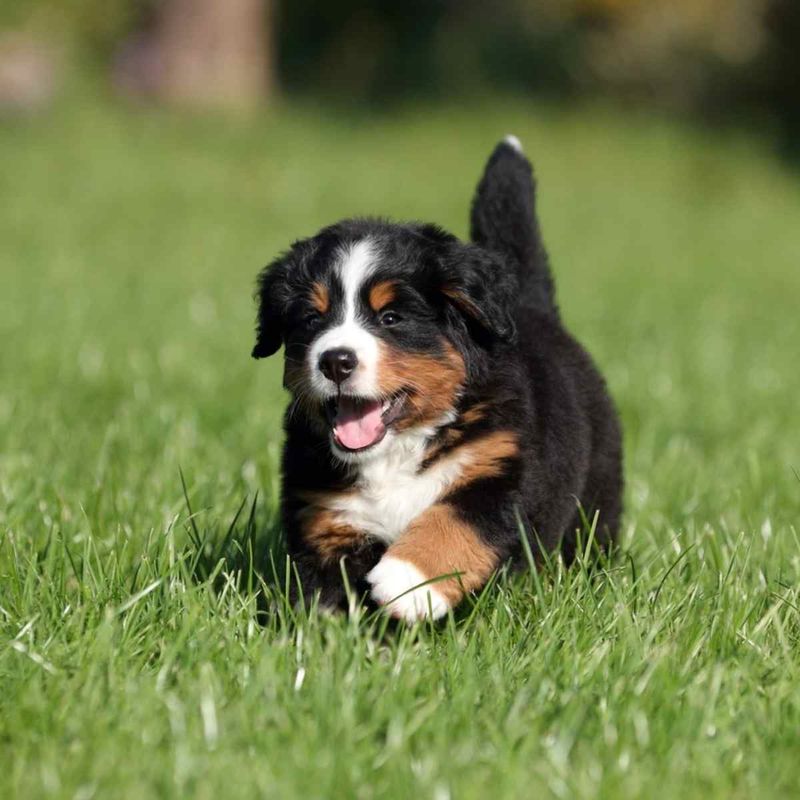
(1, 93, 799, 799)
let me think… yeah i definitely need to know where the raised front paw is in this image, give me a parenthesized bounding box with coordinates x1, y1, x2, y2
(366, 556, 451, 621)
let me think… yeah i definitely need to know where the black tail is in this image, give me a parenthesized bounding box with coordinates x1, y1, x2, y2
(470, 135, 557, 316)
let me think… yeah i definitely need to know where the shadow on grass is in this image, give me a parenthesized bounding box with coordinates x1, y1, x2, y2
(180, 470, 283, 581)
(178, 469, 291, 619)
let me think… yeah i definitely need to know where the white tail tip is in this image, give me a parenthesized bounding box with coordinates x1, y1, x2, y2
(503, 134, 523, 153)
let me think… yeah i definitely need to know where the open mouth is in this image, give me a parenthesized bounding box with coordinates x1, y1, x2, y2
(324, 393, 407, 452)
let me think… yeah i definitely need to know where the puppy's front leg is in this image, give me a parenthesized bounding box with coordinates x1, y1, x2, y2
(366, 503, 500, 621)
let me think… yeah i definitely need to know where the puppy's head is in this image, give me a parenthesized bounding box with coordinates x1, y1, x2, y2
(253, 219, 515, 462)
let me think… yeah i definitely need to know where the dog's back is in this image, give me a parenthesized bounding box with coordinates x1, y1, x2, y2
(471, 136, 623, 559)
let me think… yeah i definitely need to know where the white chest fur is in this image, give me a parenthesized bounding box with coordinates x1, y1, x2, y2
(326, 428, 465, 545)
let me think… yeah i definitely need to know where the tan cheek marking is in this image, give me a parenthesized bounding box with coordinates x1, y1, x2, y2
(387, 504, 498, 605)
(310, 282, 330, 314)
(368, 281, 396, 312)
(298, 492, 363, 563)
(377, 340, 466, 428)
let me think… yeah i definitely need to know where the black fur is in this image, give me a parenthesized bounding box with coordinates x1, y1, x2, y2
(252, 139, 623, 613)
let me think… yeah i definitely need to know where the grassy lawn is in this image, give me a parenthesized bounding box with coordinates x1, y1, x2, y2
(1, 92, 799, 799)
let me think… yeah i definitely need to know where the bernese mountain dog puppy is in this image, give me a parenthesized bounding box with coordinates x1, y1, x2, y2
(252, 136, 623, 621)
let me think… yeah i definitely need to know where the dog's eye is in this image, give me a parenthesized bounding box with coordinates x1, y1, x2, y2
(303, 311, 322, 330)
(379, 310, 402, 327)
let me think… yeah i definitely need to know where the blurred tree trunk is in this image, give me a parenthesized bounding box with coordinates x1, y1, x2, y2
(763, 0, 800, 160)
(154, 0, 272, 109)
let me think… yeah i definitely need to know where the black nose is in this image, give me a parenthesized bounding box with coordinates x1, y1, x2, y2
(318, 348, 358, 384)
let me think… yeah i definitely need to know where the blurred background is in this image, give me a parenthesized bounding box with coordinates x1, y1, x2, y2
(1, 0, 798, 155)
(3, 8, 800, 795)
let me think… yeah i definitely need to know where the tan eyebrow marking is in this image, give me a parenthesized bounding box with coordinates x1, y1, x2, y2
(310, 282, 330, 314)
(368, 281, 397, 312)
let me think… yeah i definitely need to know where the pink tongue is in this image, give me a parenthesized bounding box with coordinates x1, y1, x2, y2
(333, 397, 385, 450)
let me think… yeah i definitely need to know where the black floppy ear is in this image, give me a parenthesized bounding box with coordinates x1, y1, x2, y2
(252, 255, 291, 359)
(439, 243, 517, 342)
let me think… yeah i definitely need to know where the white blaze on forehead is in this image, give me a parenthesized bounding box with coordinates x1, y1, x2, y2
(339, 239, 375, 323)
(309, 239, 380, 398)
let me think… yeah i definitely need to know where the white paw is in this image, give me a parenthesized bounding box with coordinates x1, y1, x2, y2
(366, 556, 450, 622)
(503, 134, 523, 153)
